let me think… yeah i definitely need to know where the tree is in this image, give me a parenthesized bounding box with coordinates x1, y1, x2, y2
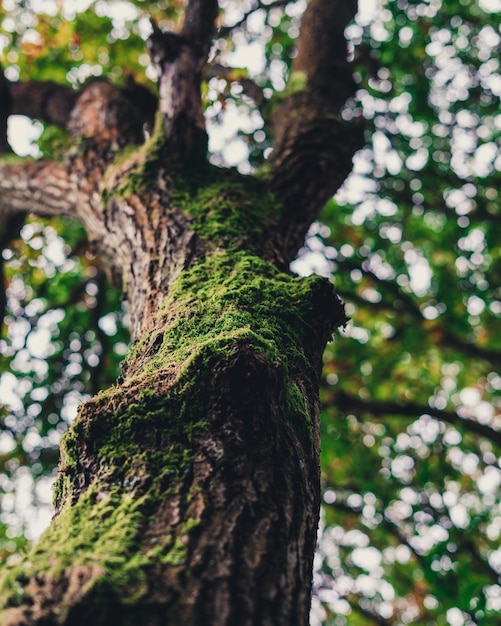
(1, 1, 500, 625)
(0, 0, 363, 624)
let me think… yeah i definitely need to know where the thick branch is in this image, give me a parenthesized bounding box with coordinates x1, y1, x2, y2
(147, 2, 218, 166)
(0, 67, 10, 152)
(337, 392, 501, 447)
(269, 0, 363, 262)
(5, 78, 157, 132)
(294, 0, 358, 107)
(0, 160, 77, 217)
(0, 80, 147, 222)
(181, 0, 219, 56)
(0, 80, 151, 317)
(8, 80, 78, 126)
(0, 66, 24, 333)
(67, 81, 144, 147)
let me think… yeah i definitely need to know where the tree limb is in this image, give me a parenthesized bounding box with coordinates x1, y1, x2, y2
(0, 66, 10, 153)
(8, 80, 78, 127)
(269, 0, 364, 262)
(204, 63, 265, 105)
(0, 65, 25, 334)
(147, 1, 219, 166)
(0, 212, 24, 336)
(217, 0, 291, 37)
(181, 0, 219, 56)
(4, 76, 157, 133)
(294, 0, 358, 107)
(336, 264, 501, 368)
(336, 391, 501, 447)
(351, 600, 395, 626)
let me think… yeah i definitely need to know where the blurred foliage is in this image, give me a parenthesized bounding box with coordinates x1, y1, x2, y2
(1, 0, 500, 624)
(306, 1, 501, 624)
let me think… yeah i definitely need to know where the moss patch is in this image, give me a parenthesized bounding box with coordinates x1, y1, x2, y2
(172, 167, 280, 252)
(0, 387, 204, 615)
(100, 118, 280, 254)
(100, 112, 168, 204)
(124, 251, 338, 378)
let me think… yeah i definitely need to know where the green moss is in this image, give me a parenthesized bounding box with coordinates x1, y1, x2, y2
(118, 250, 342, 454)
(0, 403, 201, 611)
(159, 517, 200, 566)
(0, 483, 147, 611)
(124, 251, 333, 380)
(101, 112, 168, 204)
(101, 126, 280, 252)
(286, 70, 308, 94)
(172, 167, 280, 252)
(38, 125, 74, 160)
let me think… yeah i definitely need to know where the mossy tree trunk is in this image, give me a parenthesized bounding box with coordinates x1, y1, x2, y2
(0, 1, 363, 624)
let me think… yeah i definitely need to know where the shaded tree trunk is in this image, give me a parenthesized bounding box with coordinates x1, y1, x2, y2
(0, 1, 362, 624)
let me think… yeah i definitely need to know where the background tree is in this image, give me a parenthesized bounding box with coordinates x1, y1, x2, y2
(0, 0, 500, 625)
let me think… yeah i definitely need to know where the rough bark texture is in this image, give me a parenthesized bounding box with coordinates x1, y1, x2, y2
(0, 0, 362, 623)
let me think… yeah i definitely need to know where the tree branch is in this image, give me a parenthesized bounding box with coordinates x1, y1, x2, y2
(336, 391, 501, 447)
(0, 65, 25, 334)
(0, 66, 10, 153)
(269, 0, 364, 262)
(335, 261, 501, 368)
(4, 76, 157, 133)
(66, 81, 144, 147)
(351, 600, 394, 626)
(0, 160, 78, 217)
(8, 80, 78, 127)
(294, 0, 358, 107)
(181, 0, 219, 56)
(217, 0, 291, 37)
(147, 1, 219, 166)
(204, 63, 264, 105)
(0, 210, 25, 336)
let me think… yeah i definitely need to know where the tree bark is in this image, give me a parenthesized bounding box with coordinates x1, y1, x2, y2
(0, 1, 361, 623)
